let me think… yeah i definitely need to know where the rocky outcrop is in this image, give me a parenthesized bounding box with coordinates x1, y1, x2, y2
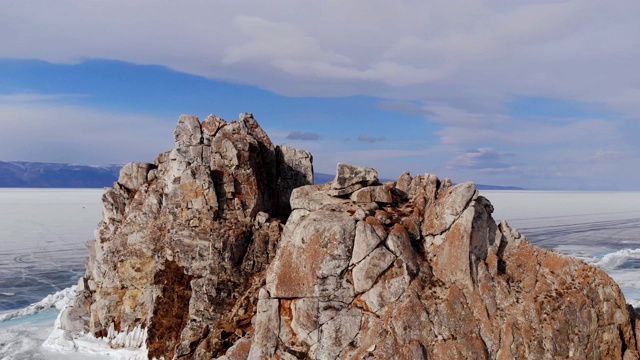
(50, 114, 640, 360)
(249, 172, 640, 359)
(51, 113, 313, 359)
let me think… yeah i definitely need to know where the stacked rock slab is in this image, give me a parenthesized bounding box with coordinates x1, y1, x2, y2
(54, 114, 640, 360)
(245, 165, 640, 360)
(56, 113, 313, 359)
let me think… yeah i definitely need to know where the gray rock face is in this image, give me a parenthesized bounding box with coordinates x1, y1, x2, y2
(117, 162, 154, 191)
(350, 219, 384, 265)
(330, 163, 378, 196)
(352, 247, 396, 294)
(276, 145, 314, 215)
(53, 112, 640, 360)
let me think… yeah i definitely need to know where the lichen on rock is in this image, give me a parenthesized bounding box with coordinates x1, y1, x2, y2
(52, 112, 640, 360)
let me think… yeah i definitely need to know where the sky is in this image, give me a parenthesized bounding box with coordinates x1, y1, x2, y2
(1, 1, 640, 190)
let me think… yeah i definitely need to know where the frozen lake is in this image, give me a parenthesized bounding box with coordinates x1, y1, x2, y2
(0, 189, 104, 311)
(0, 188, 638, 359)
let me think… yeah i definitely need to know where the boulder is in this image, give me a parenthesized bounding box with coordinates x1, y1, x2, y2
(350, 185, 392, 203)
(330, 163, 378, 196)
(117, 162, 153, 191)
(276, 145, 314, 215)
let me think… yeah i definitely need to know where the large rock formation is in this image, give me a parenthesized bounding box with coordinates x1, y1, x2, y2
(49, 113, 313, 359)
(49, 114, 640, 360)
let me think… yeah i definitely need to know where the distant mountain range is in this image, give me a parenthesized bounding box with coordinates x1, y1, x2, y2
(0, 162, 524, 190)
(0, 161, 122, 188)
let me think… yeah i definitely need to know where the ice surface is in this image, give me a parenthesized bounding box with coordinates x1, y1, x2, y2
(0, 188, 104, 310)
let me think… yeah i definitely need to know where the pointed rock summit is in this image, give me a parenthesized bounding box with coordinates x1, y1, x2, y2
(48, 113, 640, 359)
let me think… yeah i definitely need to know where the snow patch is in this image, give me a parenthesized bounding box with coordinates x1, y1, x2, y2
(44, 315, 148, 360)
(593, 248, 640, 270)
(0, 286, 77, 323)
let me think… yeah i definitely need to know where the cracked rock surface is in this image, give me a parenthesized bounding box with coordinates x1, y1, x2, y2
(249, 175, 640, 360)
(57, 113, 639, 360)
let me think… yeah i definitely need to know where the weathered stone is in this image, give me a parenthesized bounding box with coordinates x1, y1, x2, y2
(328, 182, 363, 197)
(396, 171, 412, 194)
(247, 289, 280, 360)
(254, 211, 269, 226)
(290, 184, 350, 211)
(254, 167, 639, 359)
(49, 113, 315, 359)
(365, 216, 388, 240)
(350, 220, 384, 265)
(353, 208, 367, 220)
(422, 181, 477, 236)
(201, 114, 226, 145)
(174, 114, 202, 146)
(289, 297, 320, 345)
(352, 247, 396, 294)
(350, 185, 393, 203)
(118, 162, 153, 191)
(311, 307, 362, 359)
(221, 336, 252, 360)
(358, 264, 410, 314)
(386, 223, 419, 275)
(276, 145, 314, 215)
(331, 163, 378, 192)
(375, 209, 392, 225)
(266, 209, 356, 300)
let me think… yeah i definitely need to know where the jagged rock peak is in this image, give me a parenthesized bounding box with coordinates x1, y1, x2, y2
(49, 113, 314, 359)
(49, 114, 640, 360)
(174, 114, 203, 146)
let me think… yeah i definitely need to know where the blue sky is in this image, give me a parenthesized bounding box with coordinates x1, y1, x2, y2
(2, 1, 640, 190)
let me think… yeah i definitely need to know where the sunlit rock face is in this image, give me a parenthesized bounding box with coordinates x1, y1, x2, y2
(250, 170, 640, 360)
(56, 113, 640, 360)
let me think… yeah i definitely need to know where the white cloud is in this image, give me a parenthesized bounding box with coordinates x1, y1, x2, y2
(0, 95, 175, 164)
(3, 1, 640, 114)
(223, 16, 351, 69)
(3, 1, 640, 188)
